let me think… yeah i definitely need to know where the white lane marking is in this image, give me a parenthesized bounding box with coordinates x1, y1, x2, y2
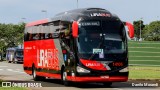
(0, 69, 3, 71)
(130, 56, 160, 57)
(15, 69, 21, 71)
(130, 60, 160, 62)
(129, 64, 160, 67)
(129, 47, 160, 49)
(129, 51, 160, 53)
(7, 69, 25, 74)
(113, 88, 123, 90)
(128, 42, 160, 44)
(0, 66, 7, 67)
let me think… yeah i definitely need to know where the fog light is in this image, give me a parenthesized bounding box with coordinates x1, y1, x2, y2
(77, 66, 90, 73)
(119, 67, 129, 72)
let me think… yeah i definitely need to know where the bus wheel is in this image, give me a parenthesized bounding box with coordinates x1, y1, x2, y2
(62, 69, 70, 86)
(32, 66, 40, 81)
(102, 82, 112, 87)
(13, 59, 15, 64)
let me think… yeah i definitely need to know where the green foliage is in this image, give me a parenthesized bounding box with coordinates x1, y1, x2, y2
(143, 21, 160, 41)
(0, 23, 25, 53)
(133, 20, 145, 39)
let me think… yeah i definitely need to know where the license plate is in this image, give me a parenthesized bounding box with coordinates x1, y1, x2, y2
(100, 76, 109, 78)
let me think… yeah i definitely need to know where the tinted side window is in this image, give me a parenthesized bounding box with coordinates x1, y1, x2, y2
(24, 33, 29, 41)
(24, 27, 32, 41)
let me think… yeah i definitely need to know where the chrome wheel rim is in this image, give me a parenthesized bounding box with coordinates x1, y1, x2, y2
(33, 68, 36, 78)
(63, 71, 67, 81)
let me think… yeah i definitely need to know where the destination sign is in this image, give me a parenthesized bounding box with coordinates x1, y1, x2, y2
(80, 21, 100, 26)
(90, 13, 111, 17)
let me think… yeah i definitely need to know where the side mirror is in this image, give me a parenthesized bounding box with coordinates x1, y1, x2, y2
(125, 22, 134, 38)
(72, 21, 78, 38)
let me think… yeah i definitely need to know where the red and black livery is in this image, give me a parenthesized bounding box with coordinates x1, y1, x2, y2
(23, 8, 134, 86)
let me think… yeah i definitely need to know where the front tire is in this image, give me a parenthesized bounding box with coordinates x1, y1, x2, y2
(32, 66, 45, 81)
(62, 68, 70, 86)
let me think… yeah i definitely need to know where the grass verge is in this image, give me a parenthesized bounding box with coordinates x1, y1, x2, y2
(129, 66, 160, 80)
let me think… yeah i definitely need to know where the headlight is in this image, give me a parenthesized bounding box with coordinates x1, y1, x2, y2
(119, 67, 129, 72)
(77, 66, 90, 73)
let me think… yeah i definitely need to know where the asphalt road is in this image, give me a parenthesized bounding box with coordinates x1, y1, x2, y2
(0, 61, 159, 90)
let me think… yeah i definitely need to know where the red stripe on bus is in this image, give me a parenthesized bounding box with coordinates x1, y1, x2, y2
(36, 72, 61, 79)
(80, 59, 107, 70)
(67, 76, 128, 82)
(24, 70, 32, 75)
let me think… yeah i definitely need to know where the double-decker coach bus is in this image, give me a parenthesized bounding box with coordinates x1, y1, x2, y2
(24, 8, 134, 86)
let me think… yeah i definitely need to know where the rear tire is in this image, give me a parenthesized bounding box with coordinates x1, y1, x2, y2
(13, 59, 16, 64)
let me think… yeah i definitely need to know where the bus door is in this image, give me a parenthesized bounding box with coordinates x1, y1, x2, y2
(59, 22, 74, 72)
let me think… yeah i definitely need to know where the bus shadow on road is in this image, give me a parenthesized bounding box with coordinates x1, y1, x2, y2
(38, 78, 118, 88)
(39, 78, 112, 88)
(72, 83, 112, 88)
(37, 79, 64, 87)
(77, 82, 159, 89)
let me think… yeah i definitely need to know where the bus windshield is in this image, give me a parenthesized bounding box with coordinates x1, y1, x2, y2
(16, 50, 23, 57)
(77, 20, 127, 60)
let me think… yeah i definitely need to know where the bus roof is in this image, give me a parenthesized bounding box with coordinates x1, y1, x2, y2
(51, 8, 119, 21)
(6, 47, 23, 51)
(26, 8, 119, 27)
(26, 19, 49, 27)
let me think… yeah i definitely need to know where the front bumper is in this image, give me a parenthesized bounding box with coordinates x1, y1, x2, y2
(15, 59, 23, 63)
(67, 76, 128, 82)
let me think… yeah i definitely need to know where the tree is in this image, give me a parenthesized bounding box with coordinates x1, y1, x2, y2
(133, 20, 145, 39)
(1, 23, 25, 47)
(143, 21, 160, 41)
(0, 23, 25, 60)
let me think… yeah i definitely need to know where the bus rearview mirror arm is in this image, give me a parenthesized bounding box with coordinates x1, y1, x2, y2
(123, 22, 134, 39)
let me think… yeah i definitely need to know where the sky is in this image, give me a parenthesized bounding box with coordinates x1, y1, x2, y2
(0, 0, 160, 24)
